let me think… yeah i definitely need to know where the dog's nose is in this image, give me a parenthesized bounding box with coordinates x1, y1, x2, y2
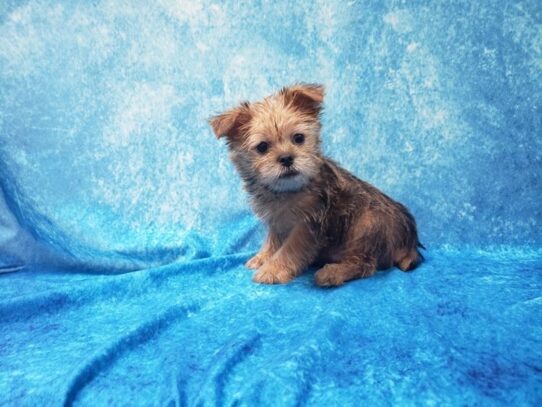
(278, 155, 294, 167)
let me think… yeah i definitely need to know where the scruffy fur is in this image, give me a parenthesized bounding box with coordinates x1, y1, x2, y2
(209, 84, 423, 286)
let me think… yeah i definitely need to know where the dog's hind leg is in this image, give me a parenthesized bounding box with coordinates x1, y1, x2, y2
(314, 255, 376, 287)
(394, 247, 423, 272)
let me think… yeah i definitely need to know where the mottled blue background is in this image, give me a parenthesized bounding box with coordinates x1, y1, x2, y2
(1, 1, 541, 406)
(1, 0, 541, 269)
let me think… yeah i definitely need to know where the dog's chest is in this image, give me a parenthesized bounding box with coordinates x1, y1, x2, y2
(252, 193, 315, 236)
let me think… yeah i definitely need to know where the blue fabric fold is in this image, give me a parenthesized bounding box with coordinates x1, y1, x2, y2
(1, 249, 541, 405)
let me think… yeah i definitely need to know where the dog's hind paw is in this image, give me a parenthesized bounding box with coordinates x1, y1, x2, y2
(315, 266, 346, 287)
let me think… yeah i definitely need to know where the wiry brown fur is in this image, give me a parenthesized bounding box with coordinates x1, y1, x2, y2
(209, 84, 423, 286)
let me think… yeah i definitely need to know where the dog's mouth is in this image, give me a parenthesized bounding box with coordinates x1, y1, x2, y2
(268, 169, 307, 192)
(279, 169, 300, 179)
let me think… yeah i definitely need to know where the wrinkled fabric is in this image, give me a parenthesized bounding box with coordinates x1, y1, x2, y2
(0, 0, 541, 405)
(1, 249, 542, 405)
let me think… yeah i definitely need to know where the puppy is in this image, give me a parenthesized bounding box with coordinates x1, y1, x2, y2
(209, 84, 423, 286)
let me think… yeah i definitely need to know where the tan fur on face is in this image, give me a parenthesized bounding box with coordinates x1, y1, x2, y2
(247, 106, 321, 192)
(211, 87, 324, 193)
(210, 83, 423, 287)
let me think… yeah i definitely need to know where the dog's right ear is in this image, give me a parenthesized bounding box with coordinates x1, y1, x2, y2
(209, 102, 252, 140)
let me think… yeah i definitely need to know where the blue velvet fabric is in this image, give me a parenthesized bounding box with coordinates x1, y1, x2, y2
(1, 1, 541, 405)
(1, 249, 542, 405)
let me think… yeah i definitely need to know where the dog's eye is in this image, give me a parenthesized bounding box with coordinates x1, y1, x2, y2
(256, 142, 269, 154)
(292, 133, 305, 145)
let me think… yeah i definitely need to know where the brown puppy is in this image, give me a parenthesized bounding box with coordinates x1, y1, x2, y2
(209, 84, 423, 286)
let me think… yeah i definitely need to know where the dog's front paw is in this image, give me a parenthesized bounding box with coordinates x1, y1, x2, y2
(315, 265, 346, 287)
(245, 253, 267, 270)
(253, 262, 293, 284)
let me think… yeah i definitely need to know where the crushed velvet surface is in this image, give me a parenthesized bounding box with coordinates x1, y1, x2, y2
(1, 1, 541, 405)
(1, 248, 542, 405)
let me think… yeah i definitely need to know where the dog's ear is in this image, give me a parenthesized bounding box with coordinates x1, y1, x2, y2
(209, 102, 252, 140)
(282, 83, 324, 115)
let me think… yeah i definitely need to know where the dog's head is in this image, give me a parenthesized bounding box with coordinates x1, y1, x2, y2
(209, 84, 324, 193)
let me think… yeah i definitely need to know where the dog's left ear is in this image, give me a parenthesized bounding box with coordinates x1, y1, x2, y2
(282, 83, 324, 115)
(209, 103, 252, 140)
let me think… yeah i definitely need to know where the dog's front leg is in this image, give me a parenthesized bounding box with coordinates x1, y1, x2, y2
(253, 223, 318, 284)
(245, 230, 281, 270)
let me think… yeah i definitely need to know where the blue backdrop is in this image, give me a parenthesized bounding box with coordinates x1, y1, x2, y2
(1, 1, 541, 405)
